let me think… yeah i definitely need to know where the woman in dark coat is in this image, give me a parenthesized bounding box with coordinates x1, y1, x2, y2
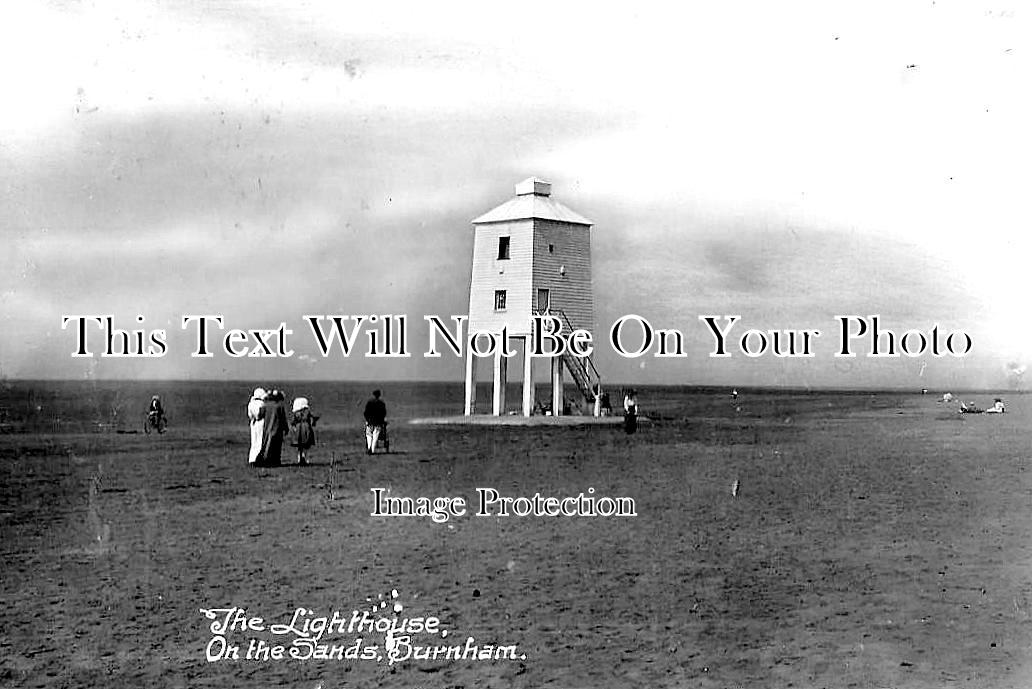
(259, 390, 289, 466)
(623, 389, 638, 435)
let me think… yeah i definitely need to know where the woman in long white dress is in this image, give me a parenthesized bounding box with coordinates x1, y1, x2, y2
(247, 387, 266, 464)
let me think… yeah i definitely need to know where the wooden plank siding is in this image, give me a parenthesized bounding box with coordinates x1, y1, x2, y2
(531, 220, 594, 334)
(467, 219, 535, 336)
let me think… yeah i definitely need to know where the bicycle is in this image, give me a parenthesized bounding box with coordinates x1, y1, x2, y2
(144, 412, 168, 434)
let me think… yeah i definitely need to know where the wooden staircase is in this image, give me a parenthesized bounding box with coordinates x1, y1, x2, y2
(534, 308, 603, 410)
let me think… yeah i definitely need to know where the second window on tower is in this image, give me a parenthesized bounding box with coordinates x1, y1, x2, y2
(497, 236, 510, 260)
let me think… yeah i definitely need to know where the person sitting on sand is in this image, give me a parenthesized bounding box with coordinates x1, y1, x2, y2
(247, 387, 266, 465)
(364, 389, 388, 455)
(959, 401, 983, 414)
(290, 397, 319, 465)
(986, 398, 1006, 414)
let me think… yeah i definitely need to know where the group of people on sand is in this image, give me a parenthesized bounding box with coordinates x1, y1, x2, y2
(958, 398, 1007, 414)
(246, 388, 390, 466)
(941, 391, 1007, 414)
(247, 388, 319, 466)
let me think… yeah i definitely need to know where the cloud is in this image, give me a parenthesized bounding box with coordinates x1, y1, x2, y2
(4, 1, 1030, 386)
(0, 105, 631, 378)
(1005, 361, 1027, 389)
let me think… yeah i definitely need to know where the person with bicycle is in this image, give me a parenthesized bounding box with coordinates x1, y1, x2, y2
(146, 395, 167, 433)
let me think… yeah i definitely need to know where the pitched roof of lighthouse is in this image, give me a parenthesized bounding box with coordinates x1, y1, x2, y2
(471, 177, 593, 226)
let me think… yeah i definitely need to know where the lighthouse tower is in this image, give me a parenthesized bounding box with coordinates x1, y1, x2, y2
(464, 177, 600, 416)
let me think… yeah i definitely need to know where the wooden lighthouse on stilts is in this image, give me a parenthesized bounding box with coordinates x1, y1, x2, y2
(464, 177, 602, 417)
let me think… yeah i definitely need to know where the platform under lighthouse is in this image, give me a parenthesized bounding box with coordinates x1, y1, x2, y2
(464, 177, 601, 417)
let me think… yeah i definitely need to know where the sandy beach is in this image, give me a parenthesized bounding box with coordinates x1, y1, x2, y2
(1, 383, 1030, 688)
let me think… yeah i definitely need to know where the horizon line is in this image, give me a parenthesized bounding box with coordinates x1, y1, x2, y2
(0, 378, 1024, 395)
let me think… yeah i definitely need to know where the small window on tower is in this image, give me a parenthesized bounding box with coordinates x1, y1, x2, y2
(537, 289, 550, 311)
(497, 236, 510, 260)
(494, 290, 507, 310)
(548, 243, 555, 254)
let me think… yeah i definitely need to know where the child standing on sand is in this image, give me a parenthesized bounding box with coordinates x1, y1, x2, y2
(290, 397, 319, 465)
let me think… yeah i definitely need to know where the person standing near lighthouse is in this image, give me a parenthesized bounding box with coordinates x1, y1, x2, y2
(623, 389, 639, 435)
(364, 389, 388, 454)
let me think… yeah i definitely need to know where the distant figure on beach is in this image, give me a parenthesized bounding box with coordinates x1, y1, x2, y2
(364, 389, 388, 454)
(731, 388, 738, 402)
(600, 391, 612, 416)
(247, 387, 266, 465)
(592, 384, 602, 418)
(623, 389, 638, 434)
(986, 398, 1006, 414)
(942, 392, 954, 403)
(290, 397, 319, 465)
(259, 390, 289, 466)
(145, 394, 167, 433)
(959, 401, 983, 414)
(147, 395, 164, 422)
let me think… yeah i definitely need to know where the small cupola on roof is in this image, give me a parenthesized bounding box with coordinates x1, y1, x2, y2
(515, 177, 552, 196)
(472, 177, 592, 225)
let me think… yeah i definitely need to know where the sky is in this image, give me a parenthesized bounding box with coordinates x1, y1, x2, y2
(2, 0, 1029, 390)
